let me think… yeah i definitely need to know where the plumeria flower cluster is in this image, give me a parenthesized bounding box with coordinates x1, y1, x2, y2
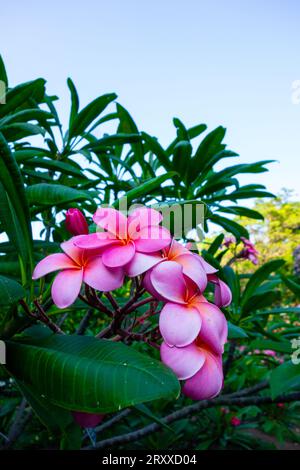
(33, 207, 232, 401)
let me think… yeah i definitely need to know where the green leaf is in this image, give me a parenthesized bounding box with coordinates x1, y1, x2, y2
(228, 321, 248, 338)
(6, 331, 180, 413)
(0, 54, 8, 87)
(172, 140, 192, 182)
(0, 133, 33, 273)
(242, 291, 280, 315)
(24, 158, 86, 178)
(0, 78, 46, 119)
(223, 266, 240, 307)
(113, 172, 177, 207)
(218, 206, 264, 221)
(191, 126, 226, 174)
(141, 132, 171, 170)
(0, 122, 45, 141)
(281, 275, 300, 298)
(0, 275, 26, 306)
(116, 103, 144, 167)
(270, 361, 300, 398)
(67, 78, 79, 128)
(16, 379, 74, 433)
(207, 234, 224, 255)
(69, 93, 117, 139)
(242, 260, 285, 306)
(209, 214, 249, 239)
(26, 183, 92, 206)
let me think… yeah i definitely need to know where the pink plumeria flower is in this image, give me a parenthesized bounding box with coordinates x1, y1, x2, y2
(263, 349, 277, 357)
(240, 237, 259, 265)
(207, 274, 232, 307)
(127, 239, 214, 292)
(230, 416, 241, 426)
(161, 339, 224, 400)
(65, 208, 89, 236)
(74, 207, 171, 268)
(145, 261, 228, 351)
(32, 238, 124, 308)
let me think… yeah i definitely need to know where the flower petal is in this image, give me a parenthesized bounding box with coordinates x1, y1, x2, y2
(51, 268, 83, 308)
(198, 256, 218, 274)
(143, 271, 166, 301)
(93, 208, 128, 239)
(159, 302, 202, 347)
(32, 253, 75, 279)
(208, 274, 232, 307)
(150, 261, 187, 303)
(176, 253, 207, 292)
(83, 257, 124, 291)
(74, 233, 120, 250)
(194, 302, 228, 354)
(160, 342, 205, 380)
(134, 226, 171, 252)
(128, 208, 162, 237)
(167, 239, 189, 258)
(125, 252, 162, 277)
(61, 237, 84, 264)
(183, 349, 223, 400)
(102, 241, 135, 268)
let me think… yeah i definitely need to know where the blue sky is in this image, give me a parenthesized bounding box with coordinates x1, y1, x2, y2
(1, 0, 300, 197)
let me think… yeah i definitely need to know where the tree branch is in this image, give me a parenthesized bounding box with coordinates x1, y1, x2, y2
(84, 390, 300, 450)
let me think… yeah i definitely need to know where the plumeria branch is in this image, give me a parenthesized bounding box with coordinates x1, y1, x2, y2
(84, 389, 300, 450)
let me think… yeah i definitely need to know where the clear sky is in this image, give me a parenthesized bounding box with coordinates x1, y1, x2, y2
(1, 0, 300, 197)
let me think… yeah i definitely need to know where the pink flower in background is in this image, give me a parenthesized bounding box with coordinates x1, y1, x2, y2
(65, 208, 89, 236)
(207, 274, 232, 307)
(72, 411, 104, 428)
(230, 416, 241, 426)
(74, 207, 171, 269)
(147, 262, 227, 351)
(160, 339, 224, 400)
(240, 237, 259, 265)
(263, 349, 277, 357)
(223, 236, 236, 248)
(32, 238, 124, 308)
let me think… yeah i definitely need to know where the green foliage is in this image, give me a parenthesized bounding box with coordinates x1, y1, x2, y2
(0, 57, 298, 451)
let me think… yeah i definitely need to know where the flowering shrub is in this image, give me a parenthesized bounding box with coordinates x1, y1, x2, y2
(0, 57, 299, 450)
(32, 207, 231, 402)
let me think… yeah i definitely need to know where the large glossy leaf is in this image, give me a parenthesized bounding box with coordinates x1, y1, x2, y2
(6, 332, 180, 413)
(0, 133, 33, 272)
(26, 183, 93, 206)
(270, 361, 300, 398)
(0, 275, 26, 306)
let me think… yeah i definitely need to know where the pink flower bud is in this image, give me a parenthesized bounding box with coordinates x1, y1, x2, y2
(72, 411, 104, 428)
(230, 416, 241, 426)
(277, 403, 285, 408)
(65, 208, 89, 235)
